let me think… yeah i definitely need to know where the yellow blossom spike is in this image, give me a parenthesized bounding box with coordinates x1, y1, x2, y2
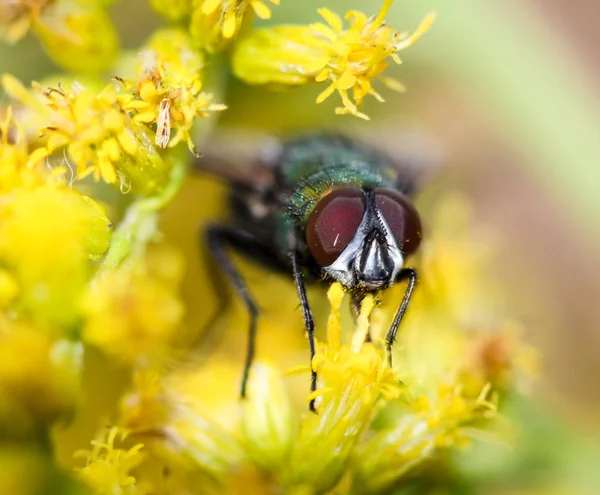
(353, 386, 496, 493)
(0, 186, 111, 326)
(124, 28, 225, 153)
(232, 1, 434, 119)
(4, 76, 170, 194)
(149, 0, 192, 21)
(242, 363, 295, 469)
(75, 427, 145, 495)
(0, 327, 83, 421)
(31, 0, 119, 73)
(191, 0, 281, 52)
(82, 247, 184, 364)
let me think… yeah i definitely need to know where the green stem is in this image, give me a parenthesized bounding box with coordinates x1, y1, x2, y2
(102, 153, 188, 269)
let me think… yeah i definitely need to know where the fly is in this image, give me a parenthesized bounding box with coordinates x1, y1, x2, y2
(198, 134, 423, 411)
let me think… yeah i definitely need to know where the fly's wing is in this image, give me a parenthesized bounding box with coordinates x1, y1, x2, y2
(194, 128, 443, 196)
(321, 122, 445, 196)
(194, 130, 283, 193)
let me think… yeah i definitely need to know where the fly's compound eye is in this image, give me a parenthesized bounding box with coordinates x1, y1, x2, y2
(306, 187, 366, 266)
(375, 188, 422, 255)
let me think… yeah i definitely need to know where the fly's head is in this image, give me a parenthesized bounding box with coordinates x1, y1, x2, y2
(306, 187, 422, 292)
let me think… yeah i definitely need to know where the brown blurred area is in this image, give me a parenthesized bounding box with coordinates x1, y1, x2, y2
(419, 0, 600, 428)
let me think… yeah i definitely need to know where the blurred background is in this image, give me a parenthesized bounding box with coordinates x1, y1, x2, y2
(2, 0, 600, 493)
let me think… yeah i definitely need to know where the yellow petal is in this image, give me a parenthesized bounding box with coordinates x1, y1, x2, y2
(379, 76, 406, 92)
(98, 156, 117, 184)
(310, 22, 338, 42)
(334, 71, 357, 90)
(117, 129, 138, 156)
(102, 138, 122, 162)
(139, 80, 159, 102)
(316, 83, 336, 104)
(201, 0, 222, 15)
(395, 12, 436, 51)
(315, 69, 329, 82)
(317, 8, 342, 33)
(133, 111, 157, 123)
(252, 1, 272, 20)
(222, 10, 238, 39)
(27, 148, 49, 166)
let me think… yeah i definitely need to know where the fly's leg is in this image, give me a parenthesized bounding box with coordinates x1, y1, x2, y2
(206, 225, 261, 399)
(289, 251, 318, 413)
(385, 268, 417, 368)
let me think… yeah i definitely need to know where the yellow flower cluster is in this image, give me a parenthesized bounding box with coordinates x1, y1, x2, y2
(0, 1, 537, 494)
(0, 0, 118, 72)
(232, 0, 435, 119)
(125, 28, 227, 153)
(190, 0, 281, 52)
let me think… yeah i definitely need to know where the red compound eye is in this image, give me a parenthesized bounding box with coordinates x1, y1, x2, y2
(306, 188, 366, 266)
(375, 188, 422, 255)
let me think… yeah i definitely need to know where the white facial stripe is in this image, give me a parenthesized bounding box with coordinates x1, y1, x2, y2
(322, 202, 404, 289)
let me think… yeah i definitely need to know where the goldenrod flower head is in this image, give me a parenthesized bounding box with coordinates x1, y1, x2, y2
(74, 427, 146, 495)
(242, 363, 295, 469)
(0, 107, 52, 192)
(1, 0, 119, 72)
(0, 326, 82, 423)
(2, 75, 170, 194)
(148, 0, 192, 22)
(232, 0, 434, 119)
(119, 368, 245, 481)
(280, 284, 399, 492)
(0, 269, 19, 308)
(0, 0, 52, 43)
(126, 28, 227, 153)
(0, 185, 111, 326)
(82, 247, 184, 364)
(190, 0, 280, 52)
(353, 385, 496, 493)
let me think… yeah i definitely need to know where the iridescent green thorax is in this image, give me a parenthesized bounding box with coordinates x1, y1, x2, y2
(279, 136, 396, 225)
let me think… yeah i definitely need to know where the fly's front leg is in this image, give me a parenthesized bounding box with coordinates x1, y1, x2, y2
(289, 251, 318, 413)
(385, 268, 417, 368)
(206, 224, 260, 399)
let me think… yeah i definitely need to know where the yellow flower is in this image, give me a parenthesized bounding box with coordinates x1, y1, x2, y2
(353, 385, 496, 493)
(2, 74, 170, 194)
(279, 283, 401, 493)
(190, 0, 280, 52)
(0, 107, 52, 192)
(0, 185, 112, 326)
(82, 246, 185, 364)
(74, 427, 146, 495)
(125, 29, 226, 153)
(0, 0, 52, 43)
(0, 0, 119, 72)
(0, 324, 83, 423)
(148, 0, 192, 22)
(119, 367, 245, 481)
(232, 0, 434, 119)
